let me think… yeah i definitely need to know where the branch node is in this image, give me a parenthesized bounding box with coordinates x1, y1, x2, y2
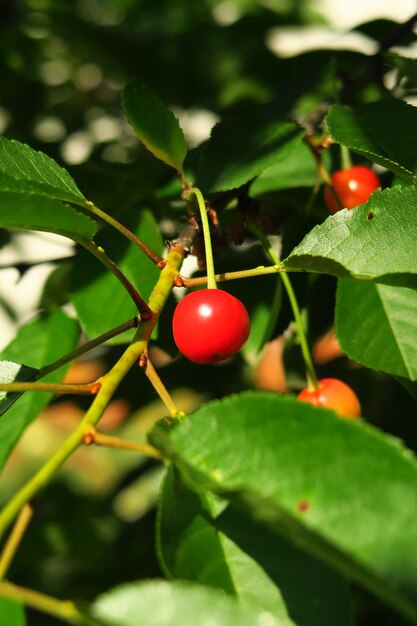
(90, 381, 102, 395)
(138, 354, 147, 368)
(83, 431, 95, 446)
(141, 309, 152, 321)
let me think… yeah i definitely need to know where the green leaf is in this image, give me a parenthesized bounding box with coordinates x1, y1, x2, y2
(325, 101, 417, 184)
(0, 311, 80, 473)
(0, 360, 39, 416)
(122, 80, 187, 174)
(0, 136, 86, 205)
(250, 140, 317, 196)
(158, 467, 352, 626)
(283, 186, 417, 289)
(71, 209, 163, 343)
(0, 598, 25, 626)
(196, 117, 304, 194)
(336, 280, 417, 381)
(385, 53, 417, 89)
(151, 392, 417, 623)
(0, 192, 96, 243)
(91, 579, 287, 626)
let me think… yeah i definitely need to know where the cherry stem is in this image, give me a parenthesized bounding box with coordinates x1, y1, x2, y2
(317, 159, 344, 212)
(179, 264, 282, 287)
(340, 144, 352, 170)
(141, 355, 184, 419)
(247, 218, 319, 391)
(85, 201, 165, 266)
(83, 428, 162, 459)
(185, 187, 217, 289)
(305, 135, 344, 213)
(0, 381, 100, 395)
(0, 503, 33, 580)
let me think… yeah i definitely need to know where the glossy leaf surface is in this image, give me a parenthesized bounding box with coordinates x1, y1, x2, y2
(158, 467, 352, 626)
(151, 392, 417, 622)
(336, 279, 417, 381)
(0, 311, 79, 473)
(0, 136, 86, 204)
(196, 117, 304, 193)
(92, 579, 286, 626)
(283, 186, 417, 288)
(325, 101, 417, 184)
(250, 140, 318, 195)
(0, 192, 96, 243)
(122, 80, 187, 174)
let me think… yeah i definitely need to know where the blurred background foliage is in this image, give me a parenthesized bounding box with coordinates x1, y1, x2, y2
(1, 1, 417, 624)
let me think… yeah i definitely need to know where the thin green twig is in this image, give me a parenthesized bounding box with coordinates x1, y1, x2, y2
(0, 580, 97, 625)
(85, 201, 164, 266)
(247, 218, 319, 390)
(0, 246, 185, 541)
(39, 318, 137, 379)
(0, 503, 33, 580)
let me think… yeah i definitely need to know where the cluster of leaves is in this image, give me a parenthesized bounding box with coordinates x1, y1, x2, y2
(1, 3, 417, 626)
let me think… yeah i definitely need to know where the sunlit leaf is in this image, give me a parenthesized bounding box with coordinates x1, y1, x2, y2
(122, 80, 187, 174)
(325, 101, 417, 184)
(283, 186, 417, 289)
(0, 311, 79, 473)
(92, 579, 287, 626)
(0, 192, 96, 242)
(151, 392, 417, 623)
(336, 280, 417, 380)
(0, 136, 86, 205)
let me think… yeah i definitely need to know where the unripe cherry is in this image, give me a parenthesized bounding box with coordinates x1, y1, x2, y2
(297, 377, 361, 419)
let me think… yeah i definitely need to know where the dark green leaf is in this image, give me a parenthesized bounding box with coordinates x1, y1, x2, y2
(151, 392, 417, 623)
(250, 140, 317, 196)
(122, 80, 187, 174)
(0, 598, 25, 626)
(196, 117, 304, 194)
(325, 101, 417, 184)
(385, 53, 417, 89)
(0, 360, 39, 416)
(158, 467, 352, 626)
(71, 209, 163, 343)
(91, 579, 287, 626)
(0, 136, 86, 205)
(283, 186, 417, 288)
(0, 311, 80, 473)
(336, 279, 417, 380)
(0, 192, 96, 243)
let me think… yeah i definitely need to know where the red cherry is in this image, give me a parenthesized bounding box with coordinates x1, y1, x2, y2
(324, 165, 381, 214)
(297, 377, 361, 419)
(172, 289, 250, 364)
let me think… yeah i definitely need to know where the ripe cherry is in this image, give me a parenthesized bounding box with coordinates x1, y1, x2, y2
(172, 289, 250, 364)
(324, 165, 381, 214)
(297, 377, 361, 419)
